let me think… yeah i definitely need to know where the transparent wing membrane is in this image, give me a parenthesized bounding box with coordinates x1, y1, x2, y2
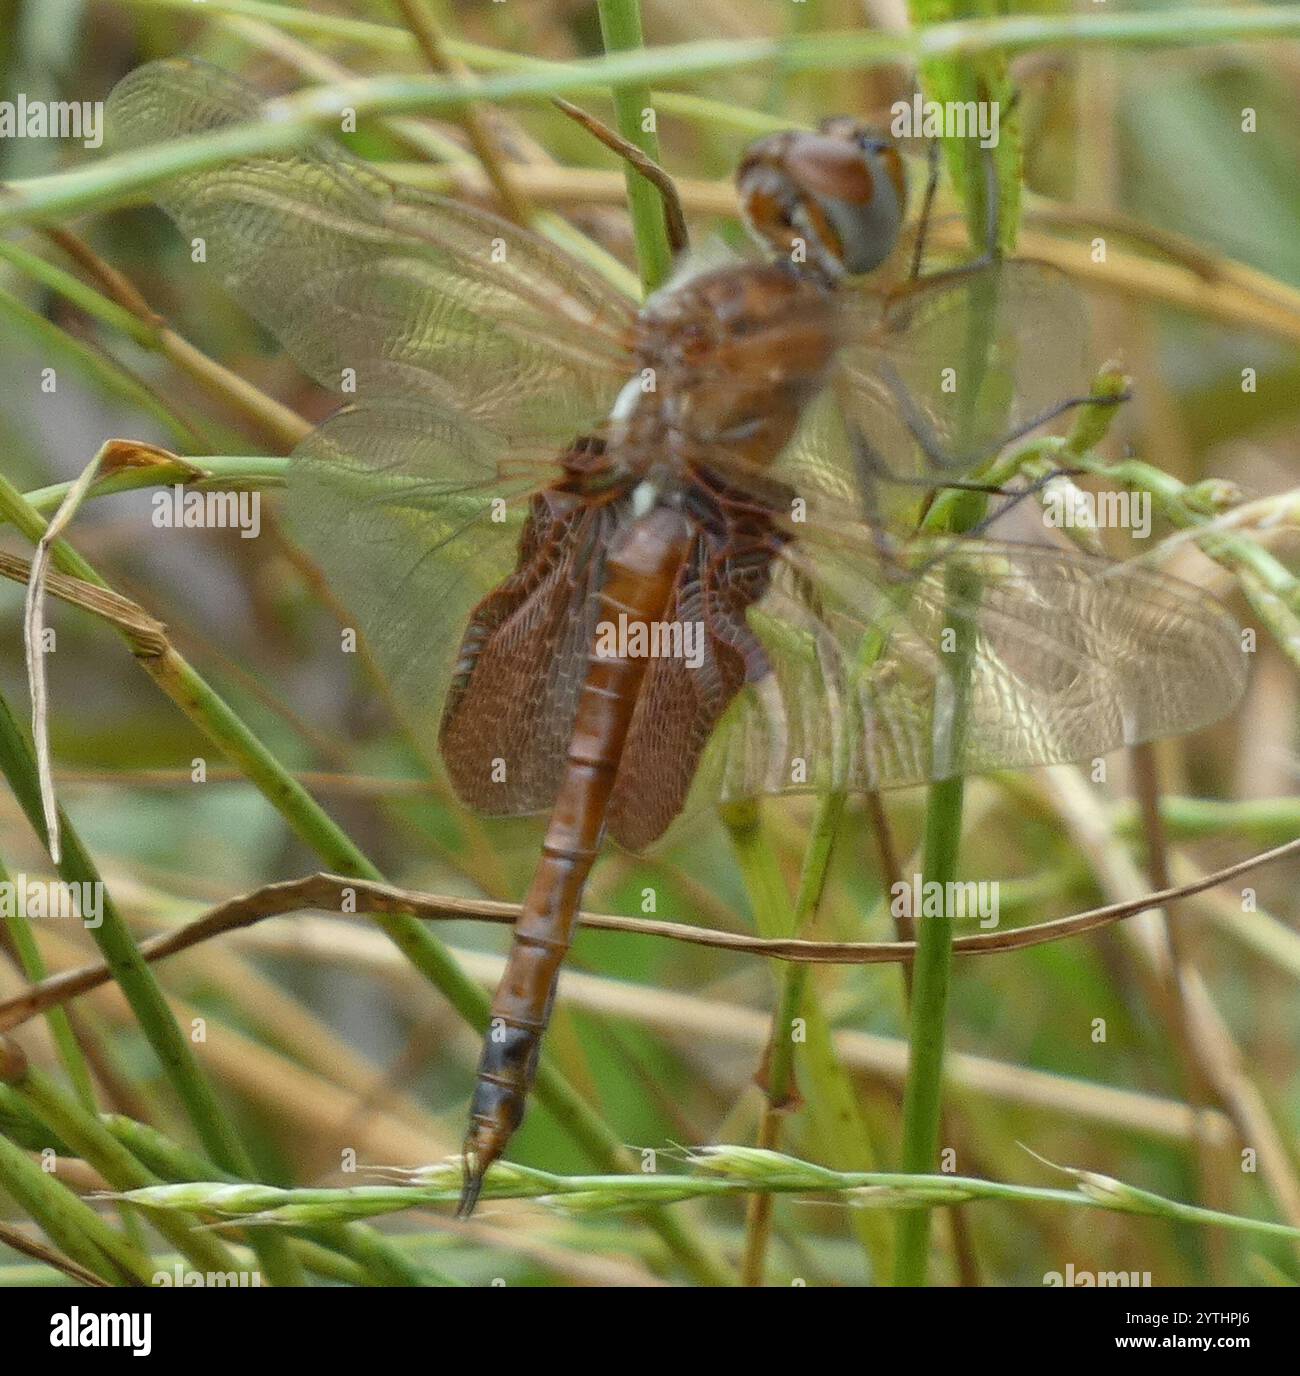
(696, 532, 1245, 812)
(107, 59, 635, 445)
(288, 399, 542, 750)
(776, 261, 1093, 525)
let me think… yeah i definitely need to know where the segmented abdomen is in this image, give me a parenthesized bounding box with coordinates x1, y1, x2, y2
(458, 506, 693, 1213)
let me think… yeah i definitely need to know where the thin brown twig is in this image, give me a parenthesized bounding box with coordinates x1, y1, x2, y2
(3, 836, 1297, 1035)
(1130, 741, 1221, 1278)
(0, 1219, 109, 1287)
(551, 97, 689, 257)
(394, 0, 533, 227)
(0, 549, 168, 656)
(43, 226, 163, 323)
(227, 920, 1237, 1146)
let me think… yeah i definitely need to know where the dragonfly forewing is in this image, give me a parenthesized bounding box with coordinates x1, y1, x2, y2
(439, 487, 620, 817)
(809, 261, 1094, 517)
(107, 59, 636, 445)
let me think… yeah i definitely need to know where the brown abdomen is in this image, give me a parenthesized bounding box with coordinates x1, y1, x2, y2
(459, 505, 692, 1212)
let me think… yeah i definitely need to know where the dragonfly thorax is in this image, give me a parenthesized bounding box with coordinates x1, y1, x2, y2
(625, 261, 839, 471)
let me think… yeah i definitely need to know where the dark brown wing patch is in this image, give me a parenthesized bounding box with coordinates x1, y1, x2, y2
(439, 492, 613, 816)
(606, 521, 781, 850)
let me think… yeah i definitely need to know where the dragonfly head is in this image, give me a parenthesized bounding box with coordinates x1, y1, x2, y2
(736, 119, 907, 281)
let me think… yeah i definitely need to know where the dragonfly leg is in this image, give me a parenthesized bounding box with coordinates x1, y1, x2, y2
(908, 138, 942, 281)
(851, 424, 1089, 502)
(915, 463, 1090, 539)
(851, 424, 1091, 542)
(877, 356, 1130, 477)
(987, 465, 1084, 528)
(908, 114, 1003, 286)
(553, 97, 689, 258)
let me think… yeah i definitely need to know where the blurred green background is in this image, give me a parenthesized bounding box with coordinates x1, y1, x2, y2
(0, 0, 1297, 1287)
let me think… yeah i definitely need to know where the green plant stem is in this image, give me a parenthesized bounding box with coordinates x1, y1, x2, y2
(107, 1150, 1300, 1245)
(0, 473, 308, 1285)
(725, 802, 891, 1282)
(0, 1120, 153, 1283)
(0, 692, 305, 1288)
(1072, 455, 1300, 665)
(910, 0, 1020, 253)
(131, 0, 794, 134)
(596, 0, 673, 293)
(0, 856, 96, 1110)
(893, 775, 966, 1284)
(13, 8, 1300, 230)
(738, 792, 841, 1286)
(101, 1113, 452, 1287)
(5, 1069, 252, 1282)
(121, 0, 1300, 93)
(23, 457, 287, 513)
(894, 486, 984, 1285)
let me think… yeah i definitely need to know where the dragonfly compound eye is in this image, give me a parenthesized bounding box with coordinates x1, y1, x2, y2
(737, 126, 907, 279)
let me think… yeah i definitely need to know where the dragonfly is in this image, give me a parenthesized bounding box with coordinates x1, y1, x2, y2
(107, 60, 1247, 1214)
